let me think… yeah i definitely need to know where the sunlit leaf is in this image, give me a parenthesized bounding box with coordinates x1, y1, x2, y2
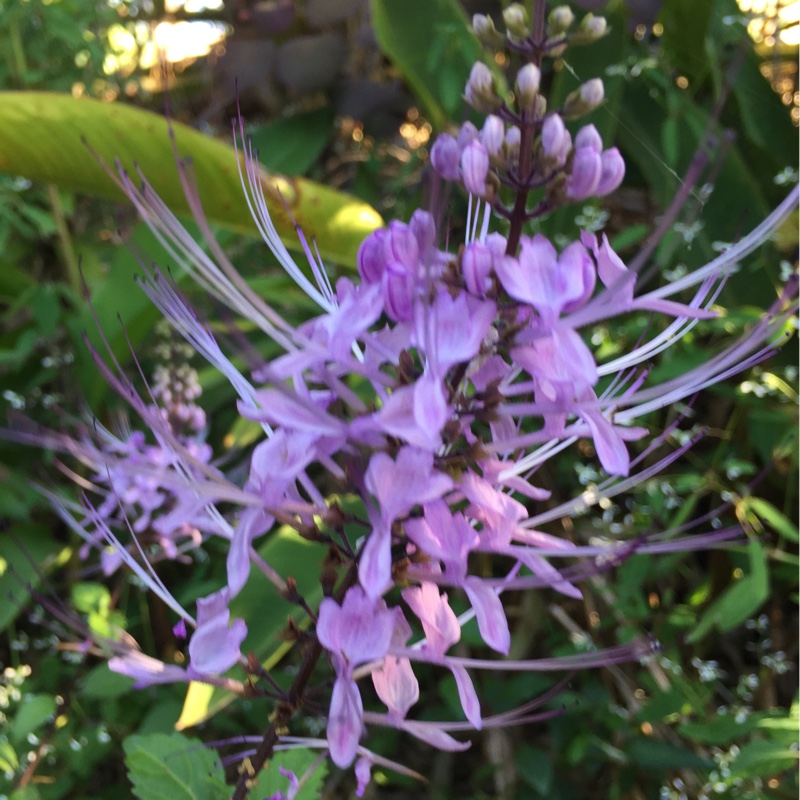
(0, 92, 382, 266)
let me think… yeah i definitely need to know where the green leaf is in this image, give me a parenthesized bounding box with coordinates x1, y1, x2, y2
(80, 663, 137, 700)
(0, 92, 383, 266)
(10, 694, 56, 743)
(70, 581, 111, 616)
(371, 0, 480, 128)
(660, 0, 715, 85)
(0, 524, 71, 633)
(729, 739, 799, 779)
(176, 528, 325, 729)
(259, 749, 328, 800)
(10, 788, 41, 800)
(515, 743, 553, 795)
(688, 540, 769, 642)
(123, 732, 228, 800)
(248, 108, 335, 176)
(626, 737, 713, 770)
(0, 739, 19, 773)
(743, 497, 799, 543)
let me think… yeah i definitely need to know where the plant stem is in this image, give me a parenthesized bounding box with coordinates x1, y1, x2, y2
(230, 562, 359, 800)
(505, 0, 547, 256)
(47, 184, 82, 295)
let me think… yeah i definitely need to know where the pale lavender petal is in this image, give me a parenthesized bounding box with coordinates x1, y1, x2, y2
(188, 588, 247, 674)
(450, 663, 482, 729)
(372, 655, 419, 719)
(357, 521, 392, 601)
(328, 677, 363, 768)
(401, 582, 461, 655)
(108, 651, 188, 688)
(463, 578, 510, 655)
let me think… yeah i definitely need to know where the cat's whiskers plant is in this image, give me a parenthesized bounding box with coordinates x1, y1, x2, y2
(8, 2, 797, 798)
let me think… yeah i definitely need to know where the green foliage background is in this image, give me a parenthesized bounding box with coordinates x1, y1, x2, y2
(0, 0, 796, 799)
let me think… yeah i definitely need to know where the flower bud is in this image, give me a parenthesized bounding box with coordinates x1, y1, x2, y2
(410, 210, 437, 257)
(574, 124, 602, 153)
(595, 148, 625, 196)
(457, 121, 480, 150)
(464, 62, 501, 113)
(430, 134, 461, 181)
(460, 140, 490, 197)
(516, 63, 541, 111)
(562, 78, 604, 119)
(547, 5, 575, 36)
(571, 13, 608, 44)
(503, 3, 530, 39)
(484, 232, 508, 260)
(566, 147, 602, 199)
(503, 126, 521, 165)
(358, 228, 388, 284)
(481, 115, 505, 157)
(462, 242, 493, 295)
(383, 261, 415, 322)
(385, 220, 419, 270)
(472, 14, 503, 47)
(541, 114, 572, 165)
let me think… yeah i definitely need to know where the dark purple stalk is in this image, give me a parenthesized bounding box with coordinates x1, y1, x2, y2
(230, 563, 359, 800)
(505, 0, 547, 256)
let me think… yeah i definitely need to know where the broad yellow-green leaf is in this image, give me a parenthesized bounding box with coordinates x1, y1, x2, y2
(0, 92, 382, 266)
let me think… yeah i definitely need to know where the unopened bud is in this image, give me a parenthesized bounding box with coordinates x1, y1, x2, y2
(472, 14, 504, 47)
(504, 127, 521, 162)
(430, 133, 461, 181)
(595, 148, 625, 195)
(461, 140, 490, 197)
(541, 114, 572, 165)
(571, 13, 608, 44)
(503, 3, 530, 39)
(481, 115, 505, 157)
(462, 242, 493, 295)
(547, 5, 575, 36)
(515, 63, 541, 111)
(464, 62, 501, 113)
(457, 121, 480, 150)
(562, 78, 604, 119)
(566, 147, 602, 199)
(574, 124, 603, 153)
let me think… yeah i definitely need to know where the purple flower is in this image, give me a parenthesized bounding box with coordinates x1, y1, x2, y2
(188, 587, 247, 675)
(317, 587, 396, 766)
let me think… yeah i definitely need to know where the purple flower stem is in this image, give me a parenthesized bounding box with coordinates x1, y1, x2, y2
(504, 0, 547, 256)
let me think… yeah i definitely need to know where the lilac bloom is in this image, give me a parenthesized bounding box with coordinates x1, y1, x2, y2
(187, 587, 247, 675)
(401, 582, 482, 727)
(360, 448, 454, 595)
(317, 587, 396, 766)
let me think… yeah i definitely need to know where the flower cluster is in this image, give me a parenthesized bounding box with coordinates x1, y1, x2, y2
(13, 4, 797, 798)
